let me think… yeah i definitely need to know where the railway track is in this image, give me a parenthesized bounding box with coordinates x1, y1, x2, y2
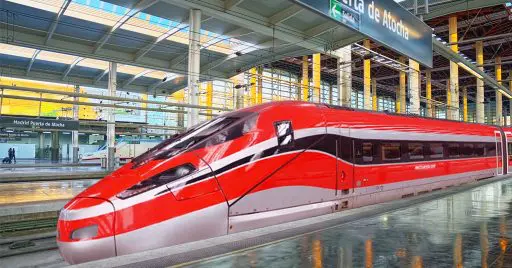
(0, 232, 57, 258)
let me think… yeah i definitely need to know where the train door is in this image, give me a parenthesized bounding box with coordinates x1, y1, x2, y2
(495, 131, 504, 175)
(505, 131, 512, 174)
(335, 128, 353, 196)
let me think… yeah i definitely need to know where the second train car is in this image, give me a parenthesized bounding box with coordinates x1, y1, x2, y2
(57, 101, 512, 264)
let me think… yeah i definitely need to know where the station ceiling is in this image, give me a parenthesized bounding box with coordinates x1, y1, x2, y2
(0, 0, 510, 104)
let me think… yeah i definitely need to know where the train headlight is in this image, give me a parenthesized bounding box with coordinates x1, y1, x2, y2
(117, 163, 195, 199)
(71, 224, 98, 241)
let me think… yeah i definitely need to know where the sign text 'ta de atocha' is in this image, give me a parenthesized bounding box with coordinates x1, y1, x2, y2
(292, 0, 433, 68)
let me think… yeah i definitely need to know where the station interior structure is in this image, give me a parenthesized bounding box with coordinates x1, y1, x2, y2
(1, 0, 512, 267)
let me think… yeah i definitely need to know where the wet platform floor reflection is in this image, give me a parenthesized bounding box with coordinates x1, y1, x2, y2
(0, 180, 97, 205)
(188, 179, 512, 268)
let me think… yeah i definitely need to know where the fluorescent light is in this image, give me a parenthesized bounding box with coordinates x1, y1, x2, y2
(457, 62, 483, 79)
(5, 130, 13, 133)
(62, 132, 71, 135)
(43, 131, 51, 134)
(499, 90, 512, 99)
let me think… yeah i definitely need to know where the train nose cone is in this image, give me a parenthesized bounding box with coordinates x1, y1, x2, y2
(57, 197, 116, 264)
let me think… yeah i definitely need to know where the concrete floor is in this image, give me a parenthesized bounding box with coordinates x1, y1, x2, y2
(0, 180, 97, 205)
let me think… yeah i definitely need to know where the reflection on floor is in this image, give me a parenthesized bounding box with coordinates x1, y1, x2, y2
(188, 179, 512, 268)
(0, 166, 103, 176)
(0, 180, 97, 205)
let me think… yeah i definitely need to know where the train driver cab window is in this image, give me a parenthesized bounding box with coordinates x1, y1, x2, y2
(382, 143, 401, 161)
(274, 121, 294, 148)
(408, 143, 424, 160)
(448, 143, 460, 158)
(429, 143, 444, 159)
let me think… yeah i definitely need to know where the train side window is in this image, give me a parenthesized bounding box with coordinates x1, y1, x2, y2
(475, 144, 485, 157)
(382, 143, 401, 161)
(340, 136, 352, 162)
(274, 121, 294, 148)
(429, 143, 444, 159)
(448, 143, 460, 158)
(461, 144, 474, 157)
(408, 143, 424, 160)
(362, 142, 374, 163)
(487, 143, 496, 157)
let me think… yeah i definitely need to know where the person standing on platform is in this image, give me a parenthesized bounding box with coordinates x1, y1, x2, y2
(8, 148, 12, 163)
(12, 148, 16, 163)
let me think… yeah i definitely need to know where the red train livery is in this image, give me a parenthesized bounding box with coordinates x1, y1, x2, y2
(57, 101, 512, 264)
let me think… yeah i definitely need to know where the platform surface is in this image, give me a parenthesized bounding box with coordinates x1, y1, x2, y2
(186, 179, 512, 268)
(76, 176, 512, 268)
(0, 179, 97, 206)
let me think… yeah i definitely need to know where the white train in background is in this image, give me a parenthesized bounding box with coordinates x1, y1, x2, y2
(80, 139, 160, 162)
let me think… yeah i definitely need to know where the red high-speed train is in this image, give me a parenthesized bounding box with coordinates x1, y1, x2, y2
(57, 101, 512, 264)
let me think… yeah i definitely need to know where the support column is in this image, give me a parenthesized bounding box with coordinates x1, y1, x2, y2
(175, 90, 185, 128)
(363, 40, 372, 110)
(72, 85, 79, 163)
(187, 9, 201, 127)
(463, 87, 468, 122)
(371, 78, 377, 111)
(476, 41, 485, 123)
(107, 62, 116, 170)
(313, 53, 321, 102)
(51, 131, 59, 162)
(496, 56, 503, 126)
(398, 57, 406, 113)
(206, 81, 213, 119)
(301, 56, 309, 101)
(409, 59, 420, 115)
(426, 70, 433, 117)
(250, 68, 257, 105)
(257, 66, 263, 104)
(39, 132, 44, 159)
(336, 45, 352, 107)
(449, 15, 459, 120)
(446, 79, 451, 119)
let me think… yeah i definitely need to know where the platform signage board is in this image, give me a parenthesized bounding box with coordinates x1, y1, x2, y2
(292, 0, 433, 67)
(0, 116, 79, 131)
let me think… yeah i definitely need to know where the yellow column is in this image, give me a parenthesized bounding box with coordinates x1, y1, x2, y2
(257, 66, 263, 104)
(249, 67, 257, 106)
(399, 57, 406, 113)
(372, 78, 377, 111)
(364, 40, 372, 110)
(396, 86, 401, 113)
(446, 79, 451, 119)
(173, 89, 185, 128)
(496, 56, 503, 126)
(313, 53, 321, 102)
(454, 234, 462, 268)
(463, 87, 468, 122)
(476, 41, 485, 123)
(449, 15, 459, 120)
(426, 70, 432, 117)
(206, 81, 213, 119)
(302, 56, 309, 101)
(141, 94, 148, 123)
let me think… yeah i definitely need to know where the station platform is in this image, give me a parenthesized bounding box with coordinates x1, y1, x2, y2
(0, 167, 108, 183)
(0, 180, 97, 207)
(73, 176, 512, 268)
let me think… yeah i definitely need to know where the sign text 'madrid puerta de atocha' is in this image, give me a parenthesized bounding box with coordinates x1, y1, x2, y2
(0, 116, 79, 131)
(292, 0, 433, 68)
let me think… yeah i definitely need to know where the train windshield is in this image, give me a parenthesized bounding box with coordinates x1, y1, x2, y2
(131, 112, 255, 167)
